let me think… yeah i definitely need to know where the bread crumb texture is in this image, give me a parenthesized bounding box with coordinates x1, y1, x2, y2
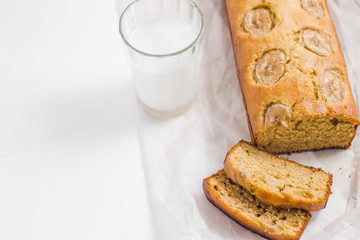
(225, 141, 333, 211)
(258, 115, 356, 153)
(205, 170, 311, 240)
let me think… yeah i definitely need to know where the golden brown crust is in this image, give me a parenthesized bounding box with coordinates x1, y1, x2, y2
(224, 0, 359, 151)
(203, 170, 312, 240)
(224, 140, 333, 211)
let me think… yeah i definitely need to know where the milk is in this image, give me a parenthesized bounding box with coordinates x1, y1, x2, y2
(129, 17, 197, 55)
(128, 17, 201, 115)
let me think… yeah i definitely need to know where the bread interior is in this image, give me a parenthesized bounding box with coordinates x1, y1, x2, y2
(210, 170, 310, 237)
(257, 116, 357, 153)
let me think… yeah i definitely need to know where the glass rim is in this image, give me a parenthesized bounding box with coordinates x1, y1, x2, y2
(119, 0, 204, 58)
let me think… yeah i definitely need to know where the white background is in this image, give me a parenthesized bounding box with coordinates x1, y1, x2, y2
(1, 0, 360, 240)
(0, 0, 152, 239)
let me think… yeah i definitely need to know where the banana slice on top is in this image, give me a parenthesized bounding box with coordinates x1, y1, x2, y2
(317, 69, 345, 104)
(264, 103, 292, 129)
(256, 50, 286, 85)
(301, 29, 332, 56)
(301, 0, 324, 19)
(244, 8, 273, 35)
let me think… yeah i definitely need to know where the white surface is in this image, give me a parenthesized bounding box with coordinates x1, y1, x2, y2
(0, 0, 152, 239)
(2, 0, 359, 240)
(136, 0, 360, 239)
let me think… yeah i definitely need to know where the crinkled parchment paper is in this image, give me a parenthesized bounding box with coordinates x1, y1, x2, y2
(133, 0, 360, 239)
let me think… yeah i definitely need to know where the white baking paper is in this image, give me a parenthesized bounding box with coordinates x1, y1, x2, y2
(131, 0, 360, 239)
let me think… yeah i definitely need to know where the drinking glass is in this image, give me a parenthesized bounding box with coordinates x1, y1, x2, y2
(119, 0, 204, 118)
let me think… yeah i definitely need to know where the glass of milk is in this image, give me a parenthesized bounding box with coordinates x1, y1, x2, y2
(119, 0, 204, 118)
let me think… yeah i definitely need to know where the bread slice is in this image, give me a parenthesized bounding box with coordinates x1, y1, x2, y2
(203, 170, 311, 240)
(224, 140, 333, 211)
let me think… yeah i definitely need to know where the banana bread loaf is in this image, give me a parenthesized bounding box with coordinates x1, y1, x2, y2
(224, 0, 359, 153)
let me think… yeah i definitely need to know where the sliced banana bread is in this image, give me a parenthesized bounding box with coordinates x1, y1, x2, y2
(203, 170, 311, 240)
(224, 140, 333, 211)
